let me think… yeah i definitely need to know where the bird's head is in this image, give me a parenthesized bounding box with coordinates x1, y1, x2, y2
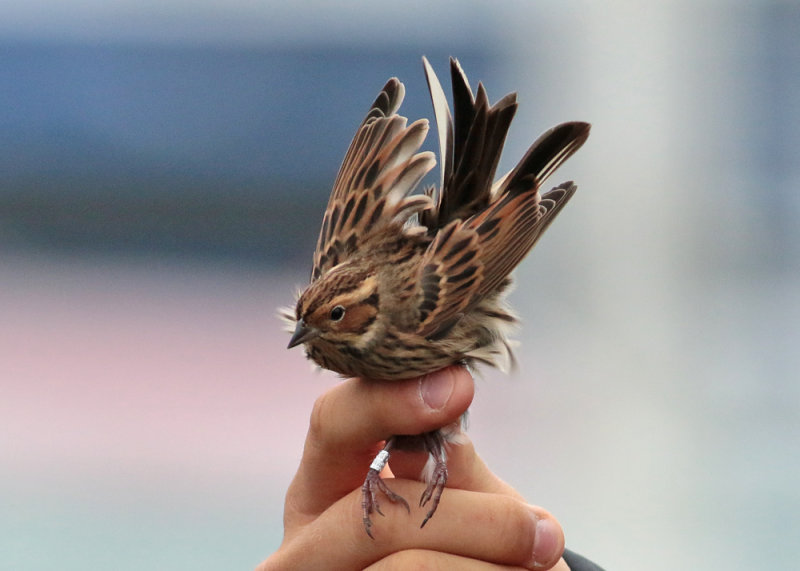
(287, 265, 381, 350)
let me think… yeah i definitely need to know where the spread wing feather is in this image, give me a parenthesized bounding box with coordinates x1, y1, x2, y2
(467, 181, 577, 300)
(312, 79, 436, 281)
(416, 221, 483, 338)
(414, 61, 590, 338)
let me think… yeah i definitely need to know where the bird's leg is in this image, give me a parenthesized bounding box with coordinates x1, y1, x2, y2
(361, 437, 410, 538)
(418, 430, 448, 528)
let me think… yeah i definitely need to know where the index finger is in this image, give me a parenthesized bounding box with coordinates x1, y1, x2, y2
(286, 366, 475, 522)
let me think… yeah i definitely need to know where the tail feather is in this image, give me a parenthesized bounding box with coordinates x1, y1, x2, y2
(421, 56, 518, 229)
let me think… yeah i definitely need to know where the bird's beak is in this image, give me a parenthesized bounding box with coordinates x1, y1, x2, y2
(287, 319, 319, 349)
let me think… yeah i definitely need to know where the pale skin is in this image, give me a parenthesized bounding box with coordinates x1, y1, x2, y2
(258, 366, 571, 570)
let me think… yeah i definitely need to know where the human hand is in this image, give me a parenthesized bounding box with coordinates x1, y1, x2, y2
(257, 366, 568, 570)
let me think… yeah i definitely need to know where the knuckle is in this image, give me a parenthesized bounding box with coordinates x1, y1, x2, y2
(486, 496, 538, 561)
(308, 389, 334, 443)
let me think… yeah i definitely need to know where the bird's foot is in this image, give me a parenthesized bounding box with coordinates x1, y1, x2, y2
(361, 449, 409, 538)
(419, 457, 448, 528)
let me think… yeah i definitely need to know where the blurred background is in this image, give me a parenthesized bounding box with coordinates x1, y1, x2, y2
(2, 1, 799, 569)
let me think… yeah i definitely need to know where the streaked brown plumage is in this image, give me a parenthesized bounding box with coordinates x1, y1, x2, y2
(285, 56, 590, 537)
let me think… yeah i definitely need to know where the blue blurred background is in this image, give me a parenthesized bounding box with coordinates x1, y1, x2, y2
(2, 2, 799, 569)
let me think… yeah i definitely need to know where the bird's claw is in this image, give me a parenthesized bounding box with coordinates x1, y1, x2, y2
(361, 468, 410, 538)
(419, 459, 448, 528)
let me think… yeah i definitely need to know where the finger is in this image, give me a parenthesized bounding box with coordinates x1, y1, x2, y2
(262, 550, 568, 571)
(389, 432, 525, 500)
(276, 478, 565, 571)
(365, 549, 530, 570)
(287, 366, 475, 520)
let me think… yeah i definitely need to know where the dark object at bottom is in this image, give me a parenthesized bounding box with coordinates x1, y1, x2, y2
(563, 548, 607, 571)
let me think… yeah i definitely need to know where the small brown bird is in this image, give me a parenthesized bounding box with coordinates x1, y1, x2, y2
(285, 56, 589, 537)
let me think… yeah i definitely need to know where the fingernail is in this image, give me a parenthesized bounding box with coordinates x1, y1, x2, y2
(530, 514, 561, 569)
(419, 369, 455, 411)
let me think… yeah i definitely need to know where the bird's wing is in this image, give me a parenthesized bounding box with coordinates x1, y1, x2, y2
(312, 78, 435, 281)
(415, 122, 590, 339)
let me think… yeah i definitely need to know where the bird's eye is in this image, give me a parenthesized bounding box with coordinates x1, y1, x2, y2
(330, 305, 346, 321)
